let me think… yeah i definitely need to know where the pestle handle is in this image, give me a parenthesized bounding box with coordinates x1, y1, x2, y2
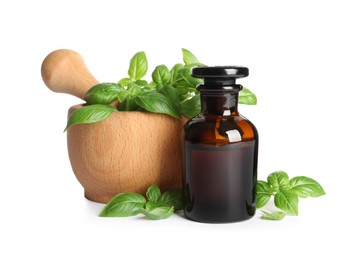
(41, 49, 99, 99)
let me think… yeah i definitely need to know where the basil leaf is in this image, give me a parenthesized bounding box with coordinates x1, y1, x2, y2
(289, 176, 326, 198)
(117, 83, 143, 111)
(175, 85, 190, 96)
(84, 83, 122, 105)
(173, 80, 194, 89)
(256, 180, 272, 208)
(268, 171, 290, 191)
(170, 63, 184, 82)
(239, 88, 257, 105)
(141, 206, 174, 220)
(135, 92, 180, 118)
(128, 51, 148, 80)
(179, 64, 204, 87)
(274, 190, 299, 216)
(156, 189, 183, 210)
(146, 184, 161, 203)
(126, 82, 143, 95)
(117, 98, 139, 111)
(152, 65, 171, 86)
(99, 193, 146, 217)
(118, 78, 133, 87)
(154, 83, 164, 92)
(182, 48, 199, 65)
(159, 85, 180, 105)
(134, 80, 149, 88)
(117, 91, 129, 108)
(65, 104, 117, 131)
(149, 81, 157, 88)
(145, 201, 157, 211)
(180, 94, 201, 119)
(261, 210, 286, 220)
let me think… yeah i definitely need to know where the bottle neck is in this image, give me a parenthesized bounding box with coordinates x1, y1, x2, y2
(199, 87, 240, 116)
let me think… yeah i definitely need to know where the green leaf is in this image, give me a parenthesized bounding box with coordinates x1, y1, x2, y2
(145, 201, 157, 211)
(117, 91, 129, 109)
(170, 63, 184, 82)
(126, 82, 143, 95)
(173, 80, 194, 89)
(118, 78, 133, 87)
(180, 94, 201, 119)
(141, 206, 174, 220)
(149, 81, 157, 88)
(134, 80, 149, 88)
(128, 51, 148, 80)
(261, 210, 286, 220)
(84, 83, 122, 105)
(179, 64, 204, 87)
(159, 85, 180, 105)
(238, 88, 257, 105)
(152, 65, 171, 86)
(135, 91, 180, 118)
(289, 176, 326, 198)
(156, 189, 183, 211)
(65, 104, 117, 131)
(117, 99, 139, 111)
(182, 48, 199, 65)
(256, 180, 272, 208)
(117, 83, 143, 111)
(175, 85, 190, 96)
(268, 171, 290, 191)
(274, 190, 299, 216)
(146, 184, 161, 203)
(99, 193, 146, 217)
(154, 83, 164, 92)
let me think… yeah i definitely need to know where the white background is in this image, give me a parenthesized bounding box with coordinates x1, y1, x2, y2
(1, 0, 363, 259)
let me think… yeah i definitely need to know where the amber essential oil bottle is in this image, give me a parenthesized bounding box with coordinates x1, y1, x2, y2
(183, 66, 258, 223)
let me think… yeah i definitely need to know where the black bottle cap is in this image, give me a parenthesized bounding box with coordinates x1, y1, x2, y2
(192, 66, 249, 87)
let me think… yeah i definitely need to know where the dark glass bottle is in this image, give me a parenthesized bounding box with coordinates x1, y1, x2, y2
(183, 66, 258, 223)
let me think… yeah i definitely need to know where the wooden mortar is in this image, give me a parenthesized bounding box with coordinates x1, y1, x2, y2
(42, 49, 185, 203)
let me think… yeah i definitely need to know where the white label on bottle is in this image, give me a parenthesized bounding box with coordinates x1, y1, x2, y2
(226, 130, 242, 142)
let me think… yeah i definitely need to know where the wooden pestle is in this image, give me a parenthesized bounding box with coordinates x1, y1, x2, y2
(41, 49, 98, 99)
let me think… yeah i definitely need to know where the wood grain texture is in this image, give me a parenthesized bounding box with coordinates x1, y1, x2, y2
(67, 105, 186, 203)
(41, 49, 98, 99)
(42, 49, 187, 203)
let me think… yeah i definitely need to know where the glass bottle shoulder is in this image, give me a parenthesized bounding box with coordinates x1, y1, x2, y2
(184, 113, 258, 145)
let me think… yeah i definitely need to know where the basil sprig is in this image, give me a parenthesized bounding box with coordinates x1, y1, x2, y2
(257, 171, 325, 220)
(99, 184, 182, 220)
(65, 49, 257, 130)
(99, 173, 324, 221)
